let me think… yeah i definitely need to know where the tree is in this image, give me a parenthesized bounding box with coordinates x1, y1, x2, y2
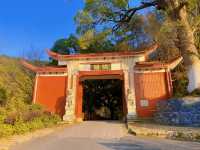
(77, 0, 200, 92)
(78, 30, 116, 53)
(144, 12, 180, 61)
(51, 34, 80, 54)
(50, 34, 80, 65)
(75, 0, 151, 51)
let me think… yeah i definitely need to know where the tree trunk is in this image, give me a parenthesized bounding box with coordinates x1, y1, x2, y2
(173, 3, 200, 92)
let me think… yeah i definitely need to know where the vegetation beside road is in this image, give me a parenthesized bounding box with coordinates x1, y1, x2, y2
(0, 56, 61, 138)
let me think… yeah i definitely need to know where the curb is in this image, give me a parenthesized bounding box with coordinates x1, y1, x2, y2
(127, 122, 200, 142)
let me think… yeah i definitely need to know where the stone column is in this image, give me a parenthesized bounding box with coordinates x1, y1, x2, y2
(63, 62, 79, 122)
(126, 68, 137, 121)
(123, 60, 137, 122)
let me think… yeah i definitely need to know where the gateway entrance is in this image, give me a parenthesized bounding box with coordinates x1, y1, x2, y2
(21, 44, 182, 122)
(82, 79, 126, 121)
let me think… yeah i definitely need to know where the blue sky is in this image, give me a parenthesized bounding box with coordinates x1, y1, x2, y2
(0, 0, 84, 58)
(0, 0, 146, 59)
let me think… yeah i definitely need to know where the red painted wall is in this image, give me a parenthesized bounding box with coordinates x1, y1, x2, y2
(34, 76, 67, 117)
(134, 72, 171, 118)
(75, 76, 83, 119)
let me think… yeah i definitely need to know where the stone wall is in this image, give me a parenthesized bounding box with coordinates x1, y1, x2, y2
(128, 122, 200, 142)
(155, 97, 200, 127)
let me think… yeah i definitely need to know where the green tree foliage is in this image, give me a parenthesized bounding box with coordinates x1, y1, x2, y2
(75, 0, 129, 34)
(142, 0, 200, 95)
(187, 0, 200, 50)
(78, 30, 116, 53)
(76, 0, 200, 92)
(51, 32, 116, 55)
(51, 35, 80, 54)
(144, 12, 180, 61)
(75, 0, 200, 61)
(50, 0, 200, 96)
(50, 35, 80, 65)
(143, 0, 200, 61)
(75, 0, 150, 52)
(51, 1, 151, 55)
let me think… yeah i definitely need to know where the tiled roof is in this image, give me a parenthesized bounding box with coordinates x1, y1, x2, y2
(47, 44, 158, 60)
(20, 60, 67, 73)
(135, 56, 183, 70)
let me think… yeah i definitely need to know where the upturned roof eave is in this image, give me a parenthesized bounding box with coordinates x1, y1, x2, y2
(47, 44, 158, 61)
(134, 56, 183, 71)
(20, 60, 67, 73)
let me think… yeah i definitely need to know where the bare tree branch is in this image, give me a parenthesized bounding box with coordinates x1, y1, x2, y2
(110, 1, 159, 31)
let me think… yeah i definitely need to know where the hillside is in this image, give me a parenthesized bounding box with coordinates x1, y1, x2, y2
(0, 56, 61, 138)
(0, 56, 34, 106)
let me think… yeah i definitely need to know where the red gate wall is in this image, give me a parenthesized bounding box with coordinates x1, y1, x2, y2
(34, 76, 67, 117)
(134, 72, 172, 118)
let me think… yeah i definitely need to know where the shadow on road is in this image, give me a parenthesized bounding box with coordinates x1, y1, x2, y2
(99, 141, 160, 150)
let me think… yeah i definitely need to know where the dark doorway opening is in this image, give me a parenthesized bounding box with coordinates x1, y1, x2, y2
(82, 79, 125, 121)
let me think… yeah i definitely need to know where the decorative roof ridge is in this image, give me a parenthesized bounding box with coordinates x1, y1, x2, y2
(167, 56, 183, 70)
(135, 56, 183, 70)
(20, 59, 67, 73)
(20, 59, 39, 72)
(47, 43, 158, 60)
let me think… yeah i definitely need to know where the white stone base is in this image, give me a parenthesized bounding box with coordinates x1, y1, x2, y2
(127, 112, 137, 122)
(187, 62, 200, 93)
(63, 114, 75, 123)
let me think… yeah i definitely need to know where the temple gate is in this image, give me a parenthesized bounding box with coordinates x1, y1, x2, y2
(22, 44, 182, 122)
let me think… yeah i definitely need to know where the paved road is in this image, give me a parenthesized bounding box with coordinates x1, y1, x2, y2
(11, 121, 200, 150)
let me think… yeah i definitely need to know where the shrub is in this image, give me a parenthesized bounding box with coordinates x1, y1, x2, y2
(190, 89, 200, 97)
(0, 87, 7, 106)
(173, 75, 188, 97)
(4, 113, 17, 125)
(0, 124, 14, 137)
(27, 118, 45, 131)
(22, 110, 42, 122)
(6, 98, 30, 113)
(38, 114, 61, 128)
(172, 64, 200, 97)
(0, 57, 62, 138)
(1, 114, 61, 137)
(0, 103, 62, 138)
(29, 104, 43, 111)
(0, 107, 7, 124)
(13, 121, 30, 135)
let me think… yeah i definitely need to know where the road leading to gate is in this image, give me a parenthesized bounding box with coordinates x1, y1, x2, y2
(11, 121, 200, 150)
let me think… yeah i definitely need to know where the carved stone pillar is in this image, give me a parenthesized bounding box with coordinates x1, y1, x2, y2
(123, 61, 137, 122)
(126, 89, 137, 121)
(63, 88, 75, 122)
(63, 62, 79, 122)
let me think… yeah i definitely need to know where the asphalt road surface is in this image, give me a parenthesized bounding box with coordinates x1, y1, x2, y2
(11, 121, 200, 150)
